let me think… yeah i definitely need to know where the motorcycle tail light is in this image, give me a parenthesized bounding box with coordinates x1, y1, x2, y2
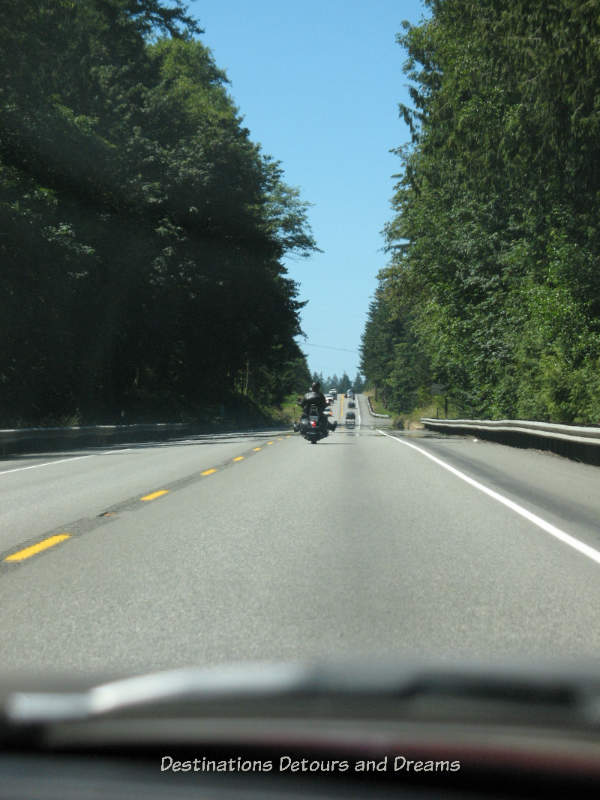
(310, 420, 317, 428)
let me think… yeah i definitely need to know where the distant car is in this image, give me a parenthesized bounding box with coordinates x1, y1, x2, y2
(345, 389, 354, 399)
(329, 388, 337, 398)
(348, 399, 355, 408)
(346, 411, 356, 427)
(325, 394, 333, 404)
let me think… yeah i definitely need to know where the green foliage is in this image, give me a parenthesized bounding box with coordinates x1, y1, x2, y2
(0, 0, 317, 424)
(360, 289, 431, 413)
(368, 0, 600, 423)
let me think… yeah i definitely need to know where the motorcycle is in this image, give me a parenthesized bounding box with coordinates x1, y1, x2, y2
(298, 403, 328, 444)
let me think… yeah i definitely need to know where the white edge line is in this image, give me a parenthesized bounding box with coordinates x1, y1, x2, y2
(377, 429, 600, 566)
(0, 455, 92, 477)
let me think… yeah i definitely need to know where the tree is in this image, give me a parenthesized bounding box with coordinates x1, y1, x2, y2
(373, 0, 600, 423)
(353, 373, 366, 393)
(0, 0, 318, 424)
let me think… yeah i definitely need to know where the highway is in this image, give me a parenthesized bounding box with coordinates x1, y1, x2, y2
(0, 393, 599, 675)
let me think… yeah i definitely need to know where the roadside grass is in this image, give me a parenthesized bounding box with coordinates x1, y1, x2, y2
(271, 393, 301, 426)
(364, 389, 462, 430)
(364, 389, 392, 417)
(3, 395, 293, 430)
(397, 397, 463, 430)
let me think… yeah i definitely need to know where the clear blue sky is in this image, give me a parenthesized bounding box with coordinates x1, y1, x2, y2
(187, 0, 428, 380)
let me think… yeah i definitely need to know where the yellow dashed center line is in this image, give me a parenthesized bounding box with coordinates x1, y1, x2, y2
(141, 489, 169, 502)
(3, 432, 292, 566)
(5, 533, 71, 562)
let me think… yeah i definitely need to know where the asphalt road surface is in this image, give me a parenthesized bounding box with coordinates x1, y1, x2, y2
(0, 394, 599, 675)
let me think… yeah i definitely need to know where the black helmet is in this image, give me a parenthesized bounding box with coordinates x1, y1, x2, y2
(311, 381, 321, 392)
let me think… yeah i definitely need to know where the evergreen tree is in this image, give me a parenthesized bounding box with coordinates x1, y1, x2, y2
(369, 0, 600, 423)
(0, 0, 317, 424)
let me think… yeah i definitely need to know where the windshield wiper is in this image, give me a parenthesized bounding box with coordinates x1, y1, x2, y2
(2, 660, 599, 731)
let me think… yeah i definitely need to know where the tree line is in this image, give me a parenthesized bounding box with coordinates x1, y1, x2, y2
(310, 372, 365, 394)
(0, 0, 316, 425)
(361, 0, 600, 424)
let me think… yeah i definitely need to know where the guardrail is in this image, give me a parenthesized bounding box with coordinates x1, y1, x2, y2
(0, 423, 202, 457)
(0, 419, 281, 458)
(420, 417, 600, 466)
(366, 396, 390, 418)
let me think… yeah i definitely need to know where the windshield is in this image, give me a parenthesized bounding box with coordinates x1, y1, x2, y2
(1, 0, 599, 688)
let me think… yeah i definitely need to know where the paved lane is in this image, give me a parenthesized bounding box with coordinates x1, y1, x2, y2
(0, 399, 598, 675)
(380, 427, 600, 554)
(0, 430, 288, 554)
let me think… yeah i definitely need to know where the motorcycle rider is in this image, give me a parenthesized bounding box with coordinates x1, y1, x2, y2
(295, 381, 337, 433)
